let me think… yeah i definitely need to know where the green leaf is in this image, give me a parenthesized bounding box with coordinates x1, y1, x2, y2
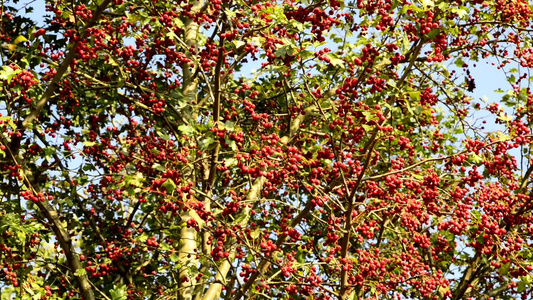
(521, 274, 533, 284)
(290, 19, 304, 31)
(421, 0, 434, 8)
(0, 66, 20, 83)
(517, 281, 526, 293)
(361, 124, 374, 132)
(499, 262, 510, 276)
(74, 268, 87, 277)
(296, 249, 306, 263)
(224, 8, 236, 18)
(42, 146, 56, 162)
(408, 91, 421, 101)
(362, 111, 377, 121)
(124, 173, 145, 187)
(225, 158, 237, 167)
(2, 287, 16, 300)
(470, 153, 482, 164)
(437, 1, 448, 10)
(110, 284, 128, 300)
(451, 7, 468, 18)
(250, 228, 261, 239)
(200, 137, 216, 149)
(498, 112, 512, 122)
(275, 46, 288, 58)
(0, 66, 13, 80)
(427, 29, 440, 40)
(169, 253, 180, 262)
(137, 233, 148, 243)
(234, 211, 249, 225)
(470, 211, 481, 222)
(152, 163, 165, 172)
(32, 291, 44, 300)
(325, 53, 344, 68)
(159, 242, 170, 251)
(178, 125, 195, 136)
(228, 140, 238, 151)
(233, 40, 246, 49)
(173, 18, 184, 28)
(161, 179, 177, 193)
(321, 99, 334, 110)
(16, 231, 26, 246)
(251, 36, 263, 47)
(156, 130, 171, 140)
(223, 121, 235, 131)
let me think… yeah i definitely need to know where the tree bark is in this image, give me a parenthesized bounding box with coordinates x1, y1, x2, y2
(202, 176, 266, 300)
(178, 1, 203, 299)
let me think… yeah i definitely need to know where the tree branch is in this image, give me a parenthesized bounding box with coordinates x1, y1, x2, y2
(0, 135, 96, 300)
(21, 0, 112, 130)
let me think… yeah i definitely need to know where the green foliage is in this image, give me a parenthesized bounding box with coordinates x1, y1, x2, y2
(1, 0, 533, 299)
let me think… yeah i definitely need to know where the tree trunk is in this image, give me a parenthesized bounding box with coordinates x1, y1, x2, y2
(178, 0, 203, 298)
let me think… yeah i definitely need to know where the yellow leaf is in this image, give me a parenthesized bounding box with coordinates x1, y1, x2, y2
(14, 35, 28, 44)
(250, 228, 261, 239)
(6, 44, 16, 52)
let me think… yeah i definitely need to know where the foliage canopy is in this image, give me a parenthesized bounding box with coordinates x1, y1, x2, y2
(2, 0, 533, 299)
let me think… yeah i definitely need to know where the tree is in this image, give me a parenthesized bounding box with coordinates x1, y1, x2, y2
(1, 0, 533, 298)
